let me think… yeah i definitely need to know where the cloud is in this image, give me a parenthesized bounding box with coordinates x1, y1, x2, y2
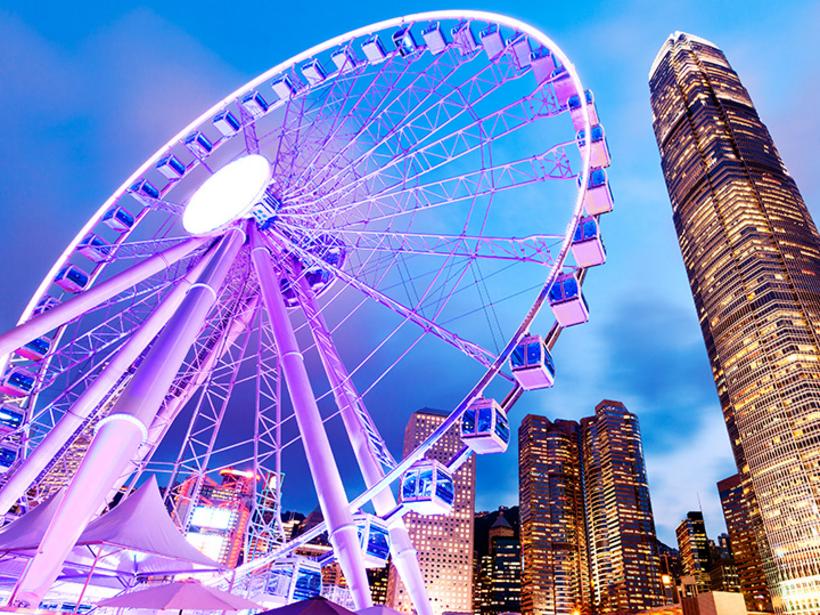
(644, 408, 737, 544)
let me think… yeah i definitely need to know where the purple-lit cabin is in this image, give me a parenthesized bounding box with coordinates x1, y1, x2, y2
(185, 131, 213, 157)
(128, 179, 160, 207)
(532, 49, 556, 85)
(401, 459, 454, 515)
(355, 513, 391, 567)
(77, 233, 111, 263)
(301, 60, 326, 85)
(549, 274, 589, 327)
(509, 34, 532, 68)
(272, 76, 297, 100)
(362, 35, 387, 63)
(156, 154, 186, 180)
(451, 22, 478, 54)
(0, 405, 24, 432)
(576, 124, 611, 169)
(331, 47, 357, 71)
(16, 337, 50, 361)
(55, 265, 89, 293)
(0, 448, 16, 473)
(551, 66, 574, 107)
(102, 206, 135, 232)
(213, 110, 241, 136)
(0, 369, 36, 397)
(241, 91, 270, 116)
(460, 397, 510, 454)
(480, 25, 503, 59)
(569, 90, 598, 132)
(580, 169, 614, 216)
(571, 216, 606, 267)
(393, 27, 419, 57)
(511, 334, 555, 390)
(422, 23, 447, 55)
(266, 557, 322, 602)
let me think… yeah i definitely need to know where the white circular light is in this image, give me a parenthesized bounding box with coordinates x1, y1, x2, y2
(182, 154, 272, 235)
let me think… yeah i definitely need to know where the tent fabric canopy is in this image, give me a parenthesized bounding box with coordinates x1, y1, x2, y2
(98, 579, 261, 610)
(258, 596, 358, 615)
(0, 476, 219, 576)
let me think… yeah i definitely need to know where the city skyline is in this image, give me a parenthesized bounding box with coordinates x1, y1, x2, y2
(0, 0, 817, 552)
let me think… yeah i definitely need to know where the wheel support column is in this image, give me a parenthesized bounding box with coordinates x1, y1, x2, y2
(9, 227, 245, 608)
(250, 230, 372, 610)
(295, 275, 433, 615)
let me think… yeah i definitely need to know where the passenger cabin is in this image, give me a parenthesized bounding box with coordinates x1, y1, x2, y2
(551, 66, 574, 107)
(422, 23, 447, 55)
(549, 274, 589, 327)
(355, 514, 391, 567)
(331, 47, 357, 71)
(460, 397, 510, 454)
(511, 334, 556, 390)
(401, 459, 455, 515)
(480, 25, 504, 59)
(55, 265, 89, 293)
(393, 27, 419, 56)
(77, 233, 110, 263)
(16, 337, 50, 361)
(532, 49, 556, 85)
(128, 179, 160, 207)
(272, 76, 297, 100)
(571, 216, 606, 267)
(580, 169, 614, 216)
(102, 207, 135, 232)
(305, 266, 332, 292)
(509, 34, 532, 68)
(34, 296, 60, 315)
(185, 132, 213, 157)
(0, 369, 36, 397)
(0, 448, 16, 473)
(568, 90, 599, 132)
(213, 110, 241, 136)
(362, 35, 387, 63)
(576, 124, 611, 169)
(301, 60, 326, 85)
(0, 405, 24, 432)
(451, 22, 478, 54)
(156, 154, 186, 180)
(241, 91, 270, 116)
(266, 557, 322, 602)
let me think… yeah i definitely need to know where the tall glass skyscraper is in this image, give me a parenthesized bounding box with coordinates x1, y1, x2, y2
(676, 511, 712, 592)
(387, 409, 476, 615)
(650, 32, 820, 614)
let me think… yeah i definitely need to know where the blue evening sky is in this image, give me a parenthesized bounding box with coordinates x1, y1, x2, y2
(0, 1, 817, 545)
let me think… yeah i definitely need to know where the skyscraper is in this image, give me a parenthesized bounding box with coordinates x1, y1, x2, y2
(387, 409, 476, 615)
(717, 474, 772, 611)
(650, 31, 820, 613)
(473, 508, 522, 615)
(676, 512, 711, 592)
(582, 400, 665, 613)
(518, 415, 589, 615)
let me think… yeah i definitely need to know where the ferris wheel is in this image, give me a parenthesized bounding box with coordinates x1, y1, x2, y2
(0, 9, 612, 611)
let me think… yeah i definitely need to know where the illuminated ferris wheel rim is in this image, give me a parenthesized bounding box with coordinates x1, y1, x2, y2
(0, 9, 605, 610)
(17, 9, 592, 327)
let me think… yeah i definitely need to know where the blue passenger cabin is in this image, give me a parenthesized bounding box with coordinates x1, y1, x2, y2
(213, 110, 241, 137)
(0, 370, 36, 397)
(77, 233, 111, 263)
(272, 76, 297, 100)
(401, 459, 455, 515)
(355, 514, 391, 567)
(128, 179, 160, 207)
(568, 90, 598, 132)
(422, 23, 447, 55)
(305, 266, 332, 293)
(266, 557, 322, 602)
(511, 334, 556, 390)
(301, 60, 326, 85)
(580, 168, 614, 216)
(185, 131, 214, 157)
(156, 154, 186, 180)
(392, 27, 419, 57)
(551, 66, 574, 107)
(55, 265, 89, 293)
(549, 274, 589, 327)
(460, 397, 510, 454)
(331, 47, 357, 71)
(0, 405, 24, 432)
(571, 216, 606, 268)
(16, 337, 51, 362)
(576, 124, 611, 169)
(0, 448, 16, 473)
(241, 91, 270, 116)
(102, 207, 135, 232)
(362, 35, 387, 63)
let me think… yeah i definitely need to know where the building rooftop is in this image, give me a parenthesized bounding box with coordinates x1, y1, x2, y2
(649, 31, 720, 80)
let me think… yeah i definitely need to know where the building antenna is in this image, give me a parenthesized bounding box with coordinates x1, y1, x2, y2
(697, 491, 703, 513)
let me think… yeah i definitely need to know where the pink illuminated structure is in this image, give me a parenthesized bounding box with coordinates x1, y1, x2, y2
(0, 10, 612, 611)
